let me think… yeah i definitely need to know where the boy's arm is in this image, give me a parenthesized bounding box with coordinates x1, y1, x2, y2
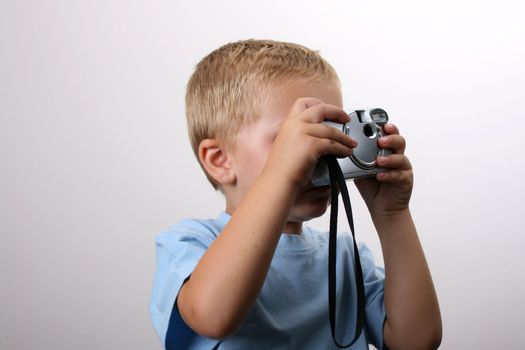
(178, 168, 296, 339)
(178, 98, 357, 339)
(355, 124, 442, 350)
(374, 209, 441, 350)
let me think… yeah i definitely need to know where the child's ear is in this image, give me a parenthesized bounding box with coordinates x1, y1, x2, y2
(198, 139, 236, 186)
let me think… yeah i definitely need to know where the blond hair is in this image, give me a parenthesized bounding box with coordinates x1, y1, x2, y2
(185, 39, 339, 190)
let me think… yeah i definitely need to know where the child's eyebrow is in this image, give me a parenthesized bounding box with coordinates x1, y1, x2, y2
(268, 122, 283, 137)
(261, 124, 279, 142)
(268, 118, 284, 129)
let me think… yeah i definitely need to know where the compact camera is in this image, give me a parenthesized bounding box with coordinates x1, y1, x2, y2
(311, 108, 391, 187)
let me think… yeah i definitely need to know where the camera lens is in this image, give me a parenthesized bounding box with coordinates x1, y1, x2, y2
(363, 124, 376, 138)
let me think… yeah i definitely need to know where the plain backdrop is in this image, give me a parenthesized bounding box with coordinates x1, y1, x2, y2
(1, 0, 524, 349)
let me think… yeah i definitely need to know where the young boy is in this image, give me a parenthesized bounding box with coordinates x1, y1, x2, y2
(150, 39, 442, 349)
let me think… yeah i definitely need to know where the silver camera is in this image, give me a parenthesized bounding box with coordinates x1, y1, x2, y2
(311, 108, 391, 187)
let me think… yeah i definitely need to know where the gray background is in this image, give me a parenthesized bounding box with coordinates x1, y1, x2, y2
(1, 0, 524, 349)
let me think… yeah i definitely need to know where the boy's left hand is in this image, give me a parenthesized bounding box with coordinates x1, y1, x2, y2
(354, 123, 413, 217)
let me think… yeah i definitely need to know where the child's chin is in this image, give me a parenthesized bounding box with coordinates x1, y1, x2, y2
(292, 197, 330, 221)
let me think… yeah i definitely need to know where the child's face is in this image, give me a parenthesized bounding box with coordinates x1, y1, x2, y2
(226, 79, 343, 233)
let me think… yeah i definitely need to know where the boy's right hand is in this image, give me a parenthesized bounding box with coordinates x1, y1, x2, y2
(262, 97, 357, 189)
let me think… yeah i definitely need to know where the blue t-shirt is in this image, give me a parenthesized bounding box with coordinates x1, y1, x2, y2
(150, 212, 386, 349)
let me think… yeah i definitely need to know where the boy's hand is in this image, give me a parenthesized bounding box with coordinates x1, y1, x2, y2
(354, 123, 413, 217)
(263, 97, 357, 189)
(356, 124, 442, 349)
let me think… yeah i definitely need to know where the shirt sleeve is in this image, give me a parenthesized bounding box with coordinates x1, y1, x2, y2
(149, 219, 217, 347)
(358, 243, 387, 349)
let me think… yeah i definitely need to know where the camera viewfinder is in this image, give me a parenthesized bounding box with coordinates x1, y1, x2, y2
(370, 108, 388, 126)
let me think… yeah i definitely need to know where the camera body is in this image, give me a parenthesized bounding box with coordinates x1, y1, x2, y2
(311, 108, 391, 187)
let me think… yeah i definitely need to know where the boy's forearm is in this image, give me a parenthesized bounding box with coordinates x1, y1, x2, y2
(372, 209, 442, 350)
(178, 171, 297, 339)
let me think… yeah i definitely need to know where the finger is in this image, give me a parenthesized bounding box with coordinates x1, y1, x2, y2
(305, 123, 358, 148)
(378, 134, 406, 154)
(288, 97, 325, 116)
(300, 104, 350, 124)
(316, 137, 354, 159)
(376, 169, 413, 186)
(383, 123, 399, 135)
(376, 154, 412, 170)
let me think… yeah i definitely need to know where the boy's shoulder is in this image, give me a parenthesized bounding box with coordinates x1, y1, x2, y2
(155, 212, 229, 247)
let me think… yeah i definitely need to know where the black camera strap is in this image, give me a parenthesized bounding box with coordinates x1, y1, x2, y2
(325, 155, 365, 348)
